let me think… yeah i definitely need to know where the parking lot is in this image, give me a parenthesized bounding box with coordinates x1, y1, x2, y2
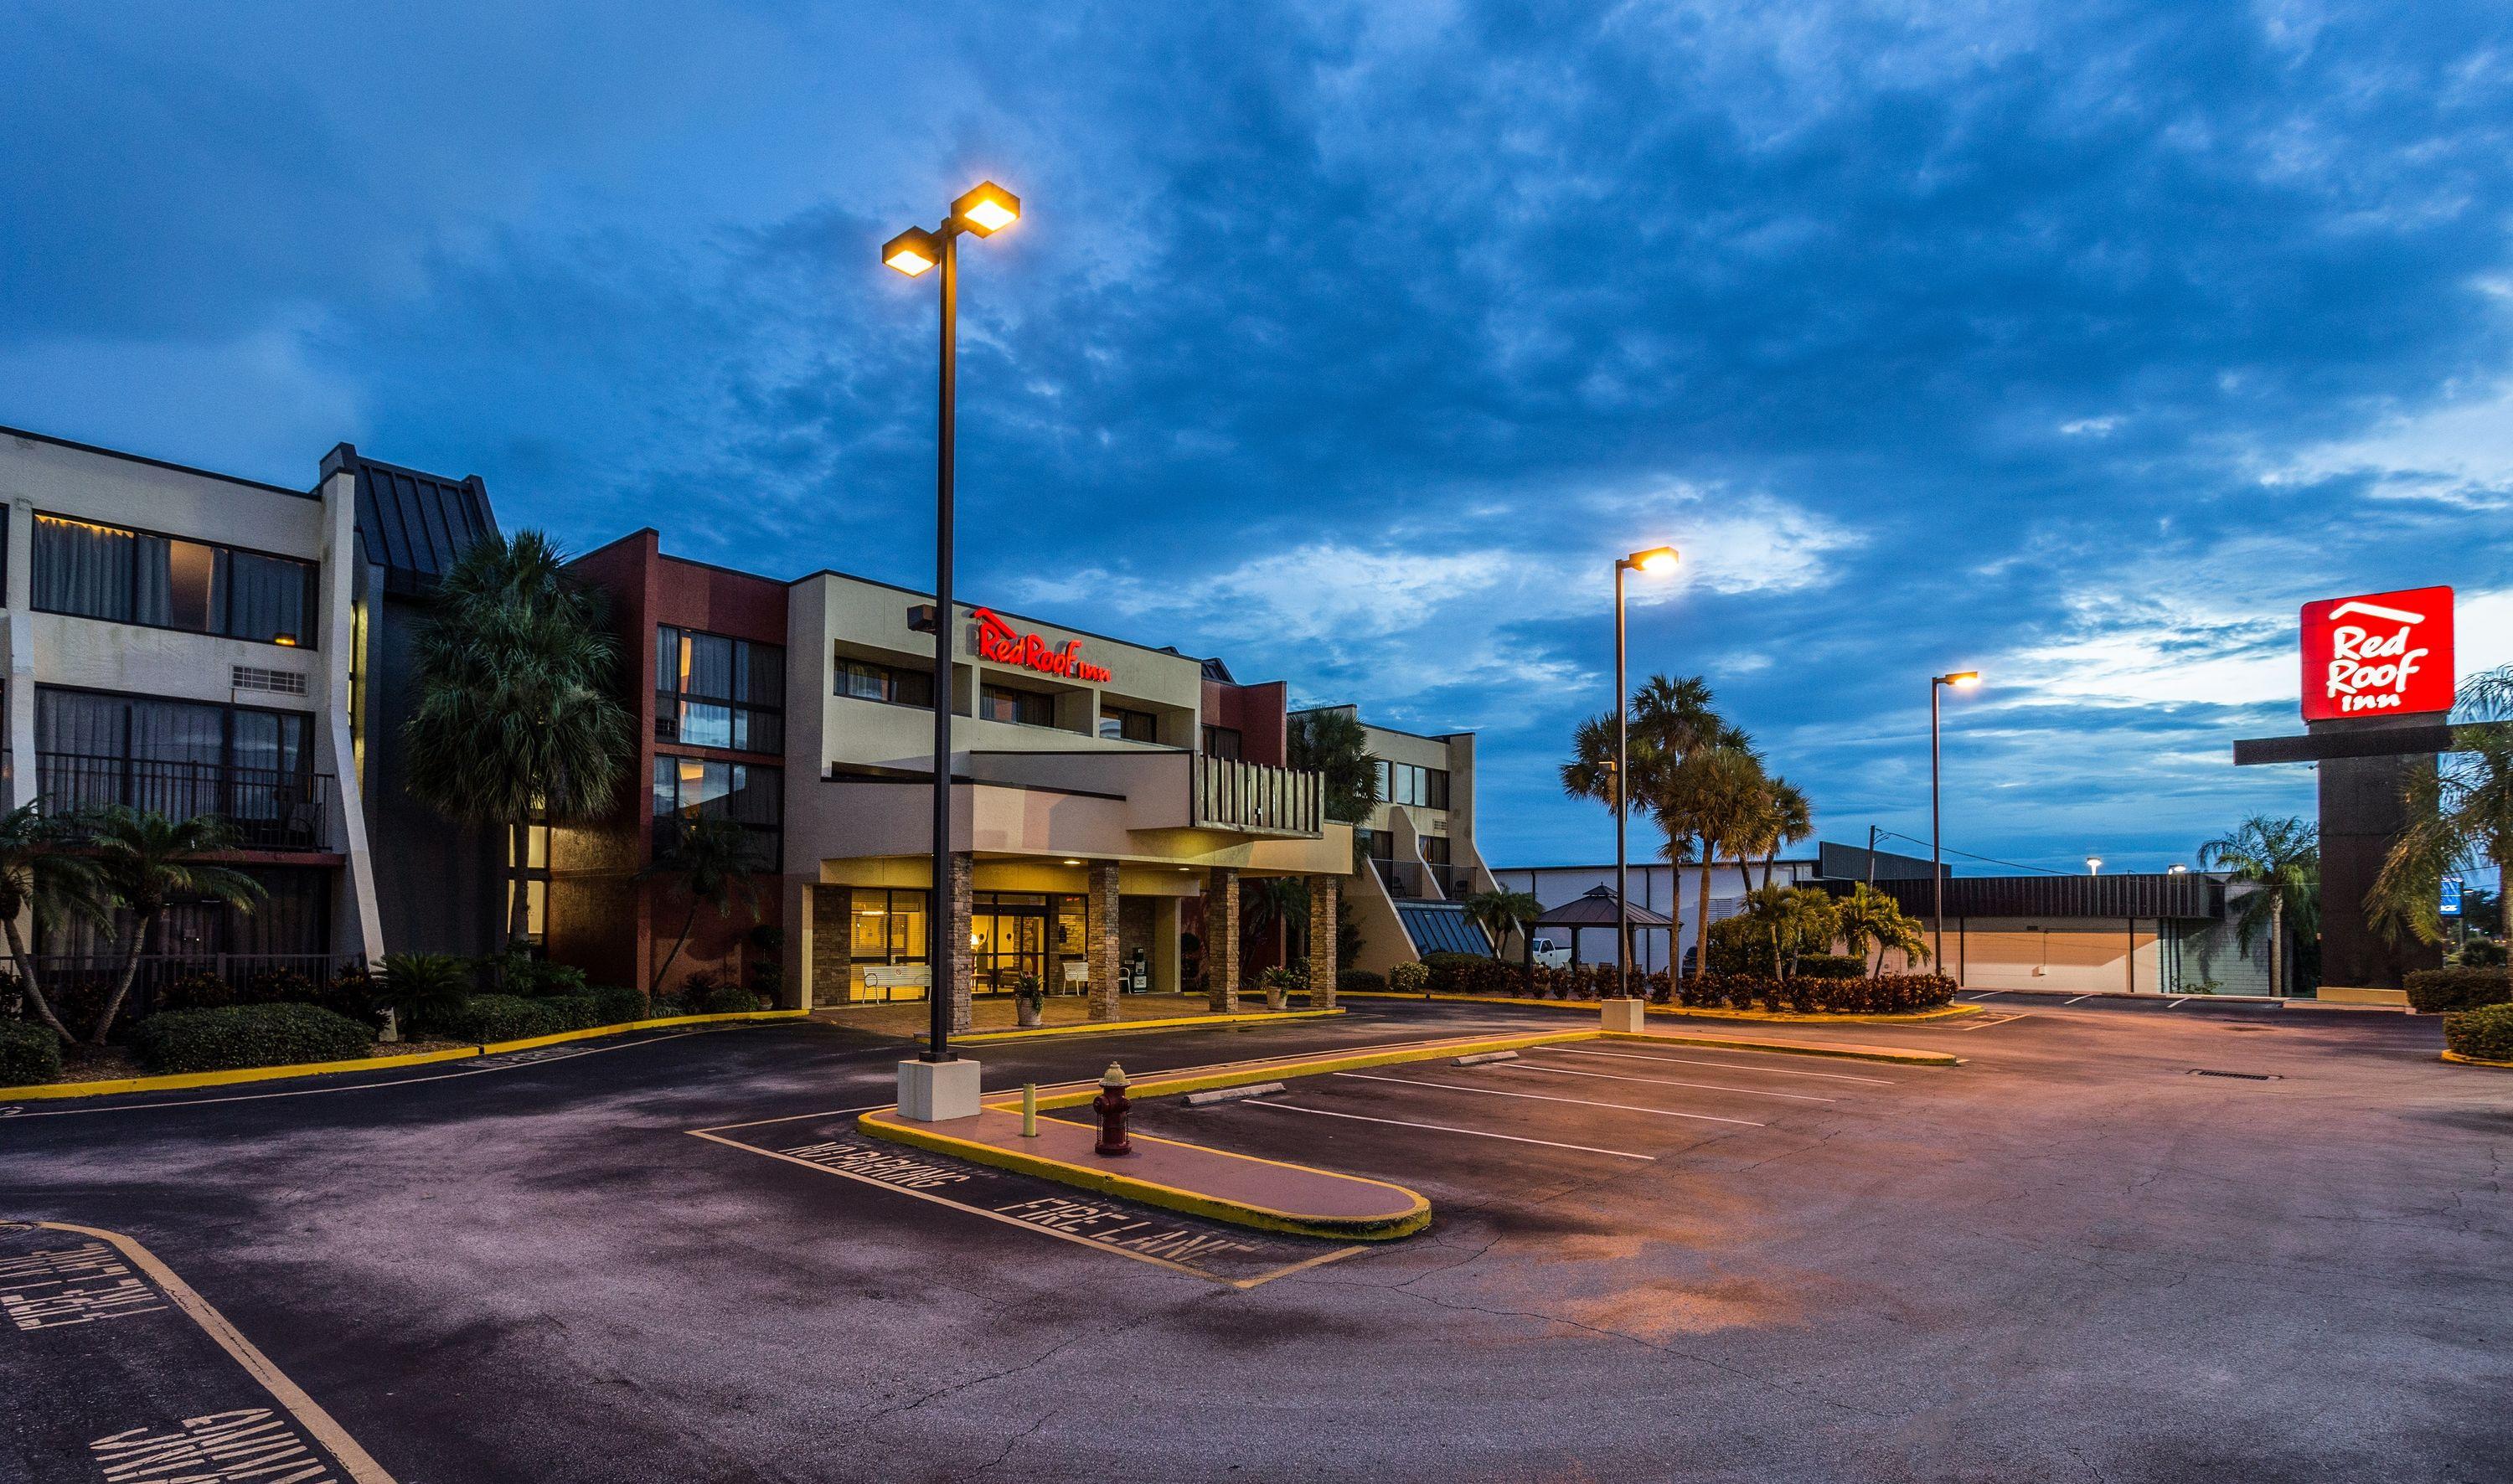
(6, 997, 2510, 1482)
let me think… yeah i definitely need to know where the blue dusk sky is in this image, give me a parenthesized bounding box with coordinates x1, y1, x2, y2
(6, 3, 2510, 873)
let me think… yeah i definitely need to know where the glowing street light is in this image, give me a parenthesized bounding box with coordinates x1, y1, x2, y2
(2087, 857, 2104, 875)
(1930, 670, 1982, 976)
(1612, 546, 1680, 1000)
(885, 181, 1021, 1094)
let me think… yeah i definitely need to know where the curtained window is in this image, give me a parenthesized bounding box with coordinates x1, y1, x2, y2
(651, 755, 782, 869)
(656, 626, 785, 753)
(32, 513, 312, 646)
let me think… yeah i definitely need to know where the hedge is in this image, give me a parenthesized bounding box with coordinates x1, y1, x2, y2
(589, 985, 649, 1026)
(1336, 969, 1386, 993)
(2443, 1003, 2513, 1063)
(1796, 954, 1867, 981)
(1, 1019, 63, 1085)
(129, 1003, 376, 1074)
(682, 974, 764, 1015)
(2405, 967, 2511, 1014)
(442, 994, 570, 1043)
(1388, 962, 1430, 994)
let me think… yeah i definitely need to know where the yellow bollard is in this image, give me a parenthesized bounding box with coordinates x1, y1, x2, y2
(1021, 1083, 1038, 1137)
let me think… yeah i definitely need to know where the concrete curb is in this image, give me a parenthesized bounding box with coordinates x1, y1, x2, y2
(0, 1008, 805, 1102)
(955, 1007, 1345, 1046)
(1024, 1030, 1598, 1110)
(2440, 1049, 2513, 1069)
(857, 1106, 1432, 1241)
(1598, 1029, 1962, 1068)
(1338, 989, 1979, 1025)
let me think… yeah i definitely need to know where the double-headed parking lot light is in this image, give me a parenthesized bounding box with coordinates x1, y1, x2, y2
(1612, 546, 1680, 1001)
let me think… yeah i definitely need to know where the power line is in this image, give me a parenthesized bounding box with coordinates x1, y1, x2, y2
(1872, 828, 2072, 877)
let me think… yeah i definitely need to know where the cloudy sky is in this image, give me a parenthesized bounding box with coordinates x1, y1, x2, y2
(6, 2, 2510, 873)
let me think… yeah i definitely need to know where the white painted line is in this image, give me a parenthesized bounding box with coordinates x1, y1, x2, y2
(1954, 1013, 2023, 1031)
(2062, 995, 2092, 1005)
(1247, 1100, 1656, 1160)
(2168, 998, 2190, 1010)
(1493, 1061, 1836, 1102)
(1548, 1046, 1894, 1085)
(1969, 991, 2005, 1002)
(1334, 1072, 1766, 1126)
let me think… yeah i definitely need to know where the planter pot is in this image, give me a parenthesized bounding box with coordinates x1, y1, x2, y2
(1264, 987, 1288, 1013)
(1015, 999, 1044, 1029)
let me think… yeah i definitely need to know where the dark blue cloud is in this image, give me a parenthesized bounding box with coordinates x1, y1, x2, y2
(5, 0, 2510, 872)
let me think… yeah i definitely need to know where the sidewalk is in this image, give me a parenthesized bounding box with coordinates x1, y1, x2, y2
(813, 992, 1301, 1040)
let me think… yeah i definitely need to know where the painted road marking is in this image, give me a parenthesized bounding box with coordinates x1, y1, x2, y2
(1495, 1061, 1837, 1102)
(0, 1221, 395, 1481)
(1966, 991, 2005, 1001)
(1955, 1013, 2025, 1031)
(1246, 1100, 1657, 1160)
(1333, 1073, 1767, 1127)
(2169, 998, 2191, 1009)
(687, 1130, 1361, 1290)
(1550, 1047, 1896, 1085)
(2063, 995, 2092, 1004)
(7, 1027, 748, 1119)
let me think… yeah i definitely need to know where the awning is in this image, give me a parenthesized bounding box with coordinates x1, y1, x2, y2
(1531, 885, 1674, 930)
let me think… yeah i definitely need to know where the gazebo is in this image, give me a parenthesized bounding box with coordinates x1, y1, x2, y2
(1530, 885, 1675, 968)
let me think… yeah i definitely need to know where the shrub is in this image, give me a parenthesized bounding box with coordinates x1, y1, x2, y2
(589, 985, 649, 1025)
(1796, 954, 1867, 981)
(1337, 969, 1386, 993)
(157, 971, 240, 1013)
(243, 968, 323, 1005)
(1388, 961, 1430, 995)
(1423, 952, 1520, 997)
(129, 1003, 375, 1074)
(379, 954, 473, 1035)
(2459, 939, 2505, 968)
(2405, 966, 2512, 1014)
(2443, 1003, 2513, 1063)
(486, 951, 589, 997)
(1675, 971, 1958, 1016)
(542, 994, 604, 1031)
(442, 994, 568, 1043)
(1, 1019, 63, 1085)
(682, 972, 763, 1015)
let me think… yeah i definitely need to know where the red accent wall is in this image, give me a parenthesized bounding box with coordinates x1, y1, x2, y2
(1202, 678, 1288, 766)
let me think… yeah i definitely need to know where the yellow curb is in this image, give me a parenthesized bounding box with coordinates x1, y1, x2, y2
(1337, 989, 1977, 1024)
(1599, 1028, 1961, 1067)
(0, 1008, 806, 1101)
(1023, 1030, 1597, 1110)
(2440, 1049, 2513, 1069)
(857, 1105, 1431, 1241)
(956, 1007, 1345, 1046)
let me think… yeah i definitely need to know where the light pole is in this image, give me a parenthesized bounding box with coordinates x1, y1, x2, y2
(1613, 547, 1679, 997)
(1929, 670, 1979, 976)
(884, 181, 1020, 1090)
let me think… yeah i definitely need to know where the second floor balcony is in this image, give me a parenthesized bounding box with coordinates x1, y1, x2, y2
(37, 753, 338, 853)
(1191, 756, 1322, 837)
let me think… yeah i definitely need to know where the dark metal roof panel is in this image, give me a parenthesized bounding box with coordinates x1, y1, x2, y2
(351, 456, 497, 594)
(1532, 884, 1675, 929)
(1850, 873, 2225, 920)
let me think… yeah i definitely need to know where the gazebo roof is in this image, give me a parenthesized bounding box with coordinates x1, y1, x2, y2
(1530, 885, 1674, 930)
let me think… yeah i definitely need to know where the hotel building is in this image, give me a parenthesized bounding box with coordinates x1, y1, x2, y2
(1299, 707, 1509, 971)
(551, 533, 1353, 1024)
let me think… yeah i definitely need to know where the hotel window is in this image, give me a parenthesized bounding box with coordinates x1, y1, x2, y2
(1201, 724, 1241, 760)
(978, 683, 1054, 727)
(1098, 705, 1157, 743)
(838, 657, 933, 709)
(1375, 760, 1450, 810)
(656, 626, 785, 753)
(33, 514, 315, 647)
(652, 755, 783, 869)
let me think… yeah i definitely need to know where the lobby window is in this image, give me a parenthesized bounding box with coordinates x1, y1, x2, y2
(657, 626, 784, 753)
(978, 683, 1054, 727)
(652, 755, 783, 869)
(838, 657, 933, 709)
(33, 514, 315, 647)
(1375, 760, 1450, 810)
(1201, 724, 1241, 760)
(1098, 705, 1157, 744)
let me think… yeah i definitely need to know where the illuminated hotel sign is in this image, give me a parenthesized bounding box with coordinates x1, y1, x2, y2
(2299, 585, 2454, 721)
(973, 607, 1112, 683)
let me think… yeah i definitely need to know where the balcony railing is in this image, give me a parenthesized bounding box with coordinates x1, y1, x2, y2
(16, 953, 360, 1027)
(37, 754, 336, 853)
(1192, 757, 1322, 837)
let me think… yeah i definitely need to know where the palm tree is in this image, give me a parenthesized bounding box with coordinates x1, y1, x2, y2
(1835, 883, 1931, 975)
(1658, 744, 1771, 984)
(1289, 708, 1378, 827)
(1738, 884, 1838, 978)
(1463, 888, 1541, 970)
(1562, 674, 1735, 971)
(2197, 815, 2319, 997)
(1756, 777, 1814, 891)
(641, 817, 766, 994)
(2368, 665, 2513, 947)
(0, 804, 114, 1043)
(1240, 875, 1311, 973)
(404, 530, 634, 946)
(83, 808, 266, 1043)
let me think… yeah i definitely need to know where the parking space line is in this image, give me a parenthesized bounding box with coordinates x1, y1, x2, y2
(1549, 1047, 1895, 1085)
(1955, 1013, 2025, 1031)
(1244, 1100, 1657, 1160)
(2063, 995, 2092, 1004)
(1493, 1062, 1837, 1102)
(1333, 1073, 1766, 1126)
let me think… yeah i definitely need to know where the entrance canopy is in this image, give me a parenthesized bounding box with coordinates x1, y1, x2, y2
(1532, 885, 1674, 930)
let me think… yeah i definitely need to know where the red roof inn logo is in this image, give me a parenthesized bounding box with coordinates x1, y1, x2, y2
(2300, 586, 2454, 721)
(973, 607, 1112, 684)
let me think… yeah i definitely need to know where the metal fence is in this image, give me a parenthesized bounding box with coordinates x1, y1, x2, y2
(10, 953, 360, 1027)
(36, 754, 336, 852)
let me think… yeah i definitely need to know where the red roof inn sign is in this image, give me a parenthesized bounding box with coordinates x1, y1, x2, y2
(2299, 586, 2454, 722)
(973, 607, 1112, 684)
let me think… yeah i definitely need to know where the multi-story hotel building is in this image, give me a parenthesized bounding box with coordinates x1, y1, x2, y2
(552, 532, 1353, 1023)
(1297, 707, 1509, 971)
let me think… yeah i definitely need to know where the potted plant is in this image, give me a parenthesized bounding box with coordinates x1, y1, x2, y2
(1261, 966, 1297, 1013)
(1014, 974, 1045, 1029)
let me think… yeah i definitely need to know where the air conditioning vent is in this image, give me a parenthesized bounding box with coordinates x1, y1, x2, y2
(232, 665, 308, 697)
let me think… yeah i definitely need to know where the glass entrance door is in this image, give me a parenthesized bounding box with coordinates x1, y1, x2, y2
(971, 894, 1047, 995)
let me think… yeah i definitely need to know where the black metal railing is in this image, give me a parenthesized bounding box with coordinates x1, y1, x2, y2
(14, 953, 359, 1026)
(1431, 864, 1479, 901)
(36, 754, 336, 853)
(1192, 757, 1323, 837)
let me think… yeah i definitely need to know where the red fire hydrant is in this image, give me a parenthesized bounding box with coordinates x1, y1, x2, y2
(1092, 1062, 1133, 1157)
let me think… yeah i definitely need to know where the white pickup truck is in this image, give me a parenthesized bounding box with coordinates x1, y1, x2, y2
(1526, 935, 1572, 971)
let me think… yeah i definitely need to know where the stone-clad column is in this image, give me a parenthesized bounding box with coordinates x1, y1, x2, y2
(812, 884, 853, 1007)
(947, 852, 974, 1034)
(1206, 868, 1240, 1013)
(1307, 876, 1339, 1008)
(1087, 861, 1122, 1020)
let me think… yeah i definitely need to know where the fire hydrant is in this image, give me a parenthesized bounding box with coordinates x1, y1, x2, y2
(1092, 1062, 1133, 1157)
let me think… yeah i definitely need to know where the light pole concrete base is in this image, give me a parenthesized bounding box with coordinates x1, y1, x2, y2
(896, 1058, 983, 1122)
(1600, 998, 1646, 1033)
